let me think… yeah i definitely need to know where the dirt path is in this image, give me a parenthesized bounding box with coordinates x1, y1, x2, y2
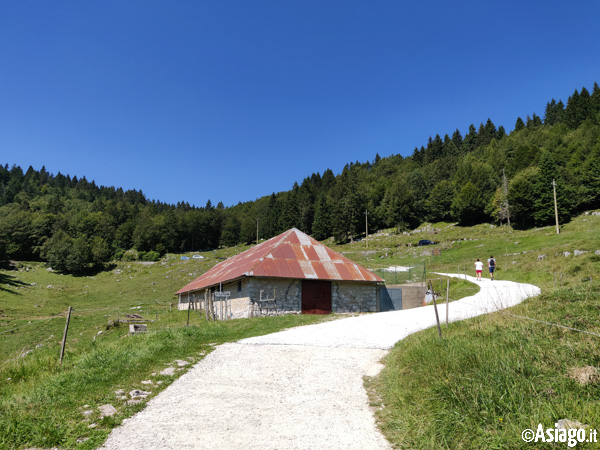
(101, 275, 540, 449)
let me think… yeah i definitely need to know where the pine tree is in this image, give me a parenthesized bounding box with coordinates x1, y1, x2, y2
(514, 117, 525, 132)
(579, 87, 592, 121)
(451, 129, 463, 150)
(565, 89, 582, 128)
(311, 194, 331, 240)
(591, 82, 600, 118)
(412, 146, 424, 165)
(462, 124, 478, 152)
(497, 125, 506, 139)
(544, 99, 559, 125)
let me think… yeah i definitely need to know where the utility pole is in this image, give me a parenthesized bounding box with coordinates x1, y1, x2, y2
(364, 210, 368, 249)
(502, 168, 511, 227)
(552, 179, 559, 234)
(256, 218, 260, 245)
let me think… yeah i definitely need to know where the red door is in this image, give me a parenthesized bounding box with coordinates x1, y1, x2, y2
(302, 280, 332, 314)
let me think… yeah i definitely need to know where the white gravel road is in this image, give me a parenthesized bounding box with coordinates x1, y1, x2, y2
(101, 275, 540, 450)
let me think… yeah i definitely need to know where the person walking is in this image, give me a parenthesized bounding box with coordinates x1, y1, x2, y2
(488, 255, 496, 280)
(475, 258, 483, 281)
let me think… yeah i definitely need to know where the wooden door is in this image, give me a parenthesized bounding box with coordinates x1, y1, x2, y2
(301, 280, 332, 314)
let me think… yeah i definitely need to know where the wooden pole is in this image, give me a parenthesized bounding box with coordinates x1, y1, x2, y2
(205, 290, 209, 321)
(446, 278, 449, 325)
(59, 306, 73, 365)
(428, 280, 442, 338)
(365, 210, 368, 249)
(256, 218, 260, 245)
(553, 179, 560, 234)
(186, 300, 191, 327)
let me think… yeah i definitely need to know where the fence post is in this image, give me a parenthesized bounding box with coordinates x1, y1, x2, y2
(446, 278, 449, 325)
(60, 306, 73, 365)
(428, 280, 442, 338)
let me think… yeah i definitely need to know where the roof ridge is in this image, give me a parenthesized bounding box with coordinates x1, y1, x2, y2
(244, 228, 295, 274)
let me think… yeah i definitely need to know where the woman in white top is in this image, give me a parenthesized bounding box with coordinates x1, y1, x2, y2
(475, 259, 483, 281)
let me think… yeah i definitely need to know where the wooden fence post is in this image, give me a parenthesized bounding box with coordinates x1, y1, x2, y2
(428, 280, 442, 338)
(446, 278, 449, 326)
(59, 306, 73, 365)
(186, 300, 191, 327)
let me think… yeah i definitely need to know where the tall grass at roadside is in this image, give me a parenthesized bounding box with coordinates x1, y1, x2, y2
(0, 314, 328, 450)
(371, 284, 600, 448)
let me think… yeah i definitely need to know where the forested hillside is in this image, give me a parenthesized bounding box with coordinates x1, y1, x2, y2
(1, 82, 599, 273)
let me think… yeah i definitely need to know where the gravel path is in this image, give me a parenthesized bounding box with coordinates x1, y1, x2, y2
(101, 275, 540, 450)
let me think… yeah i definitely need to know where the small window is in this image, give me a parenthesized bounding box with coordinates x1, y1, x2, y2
(237, 280, 242, 292)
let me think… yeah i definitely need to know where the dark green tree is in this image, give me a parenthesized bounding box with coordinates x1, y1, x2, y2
(507, 167, 537, 229)
(514, 117, 525, 132)
(311, 194, 331, 240)
(533, 151, 571, 226)
(426, 180, 455, 222)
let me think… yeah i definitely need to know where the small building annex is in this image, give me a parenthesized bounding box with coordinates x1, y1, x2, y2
(175, 228, 384, 315)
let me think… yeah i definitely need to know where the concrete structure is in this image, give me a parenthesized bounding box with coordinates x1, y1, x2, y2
(176, 228, 383, 315)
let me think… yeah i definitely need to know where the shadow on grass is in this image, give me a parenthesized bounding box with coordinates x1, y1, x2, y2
(0, 272, 27, 294)
(53, 262, 118, 277)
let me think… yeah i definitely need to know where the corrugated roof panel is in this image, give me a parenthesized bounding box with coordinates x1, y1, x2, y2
(298, 260, 318, 279)
(335, 262, 353, 280)
(321, 261, 341, 279)
(271, 244, 296, 260)
(277, 259, 294, 278)
(314, 245, 332, 262)
(292, 245, 308, 261)
(311, 261, 330, 279)
(287, 231, 301, 245)
(343, 263, 365, 281)
(304, 245, 319, 261)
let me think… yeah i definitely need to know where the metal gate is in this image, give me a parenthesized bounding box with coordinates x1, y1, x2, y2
(380, 286, 403, 311)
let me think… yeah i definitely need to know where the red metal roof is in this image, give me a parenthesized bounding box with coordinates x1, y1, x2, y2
(175, 228, 383, 295)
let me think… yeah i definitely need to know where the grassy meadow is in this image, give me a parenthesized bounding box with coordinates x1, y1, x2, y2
(0, 246, 329, 449)
(1, 211, 600, 448)
(352, 213, 600, 449)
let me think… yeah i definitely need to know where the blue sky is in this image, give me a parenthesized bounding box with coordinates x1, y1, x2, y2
(2, 1, 599, 207)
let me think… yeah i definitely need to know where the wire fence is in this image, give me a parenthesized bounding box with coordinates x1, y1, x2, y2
(371, 263, 427, 285)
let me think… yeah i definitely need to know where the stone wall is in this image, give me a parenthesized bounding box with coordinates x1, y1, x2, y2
(246, 278, 302, 312)
(332, 281, 378, 313)
(179, 277, 379, 314)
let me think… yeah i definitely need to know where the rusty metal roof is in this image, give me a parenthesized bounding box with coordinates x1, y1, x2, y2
(175, 228, 383, 295)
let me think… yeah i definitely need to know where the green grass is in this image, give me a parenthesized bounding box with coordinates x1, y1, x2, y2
(2, 212, 600, 449)
(0, 245, 331, 449)
(369, 286, 600, 448)
(358, 212, 600, 449)
(0, 315, 328, 449)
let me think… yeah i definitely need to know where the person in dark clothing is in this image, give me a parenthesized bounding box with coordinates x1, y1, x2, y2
(488, 255, 496, 280)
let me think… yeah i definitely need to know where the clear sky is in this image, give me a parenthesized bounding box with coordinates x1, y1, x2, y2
(2, 1, 599, 207)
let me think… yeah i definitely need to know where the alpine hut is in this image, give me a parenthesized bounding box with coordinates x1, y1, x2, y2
(175, 228, 384, 315)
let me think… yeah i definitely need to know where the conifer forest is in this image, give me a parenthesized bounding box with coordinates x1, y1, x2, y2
(2, 83, 600, 274)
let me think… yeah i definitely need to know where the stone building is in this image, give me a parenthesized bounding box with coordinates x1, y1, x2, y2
(176, 228, 384, 315)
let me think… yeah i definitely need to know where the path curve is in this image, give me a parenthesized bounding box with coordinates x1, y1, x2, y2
(102, 275, 540, 449)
